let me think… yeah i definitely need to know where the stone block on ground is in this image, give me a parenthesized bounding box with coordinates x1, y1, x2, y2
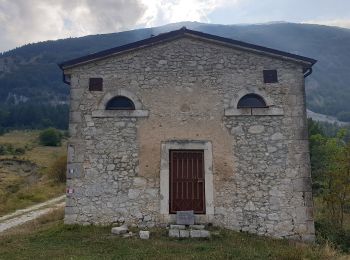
(122, 232, 133, 238)
(139, 230, 150, 239)
(111, 224, 128, 235)
(190, 230, 201, 238)
(190, 224, 205, 230)
(170, 224, 186, 230)
(179, 230, 190, 238)
(169, 229, 180, 238)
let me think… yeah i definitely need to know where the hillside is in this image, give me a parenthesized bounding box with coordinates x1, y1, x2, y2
(0, 22, 350, 128)
(0, 131, 66, 215)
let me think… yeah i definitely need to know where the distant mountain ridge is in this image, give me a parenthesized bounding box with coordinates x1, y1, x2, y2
(0, 21, 350, 127)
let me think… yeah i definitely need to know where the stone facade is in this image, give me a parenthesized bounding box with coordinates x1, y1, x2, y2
(62, 31, 315, 241)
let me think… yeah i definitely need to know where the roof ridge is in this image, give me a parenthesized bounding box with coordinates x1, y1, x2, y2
(59, 27, 316, 70)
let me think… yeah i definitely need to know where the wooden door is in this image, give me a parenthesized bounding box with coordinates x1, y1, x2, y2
(169, 150, 205, 214)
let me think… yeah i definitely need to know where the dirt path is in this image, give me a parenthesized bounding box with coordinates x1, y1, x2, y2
(0, 195, 66, 233)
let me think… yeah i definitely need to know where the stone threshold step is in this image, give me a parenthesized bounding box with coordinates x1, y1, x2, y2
(169, 224, 205, 230)
(169, 229, 210, 238)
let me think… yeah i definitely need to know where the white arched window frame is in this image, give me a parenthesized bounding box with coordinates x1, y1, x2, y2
(224, 89, 284, 116)
(92, 89, 149, 118)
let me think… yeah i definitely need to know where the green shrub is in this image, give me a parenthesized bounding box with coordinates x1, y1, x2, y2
(316, 220, 350, 252)
(0, 144, 26, 155)
(0, 144, 15, 155)
(14, 147, 25, 155)
(6, 144, 14, 154)
(49, 155, 67, 183)
(39, 128, 63, 146)
(0, 145, 5, 155)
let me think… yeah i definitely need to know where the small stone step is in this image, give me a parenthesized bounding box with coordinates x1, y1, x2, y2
(170, 224, 186, 230)
(111, 224, 128, 235)
(190, 224, 205, 230)
(190, 230, 201, 238)
(169, 229, 180, 237)
(179, 230, 190, 238)
(169, 228, 211, 238)
(139, 230, 150, 239)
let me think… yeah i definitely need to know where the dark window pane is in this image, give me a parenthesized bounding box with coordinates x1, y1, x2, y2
(237, 94, 267, 108)
(89, 78, 103, 91)
(263, 70, 278, 83)
(106, 96, 135, 110)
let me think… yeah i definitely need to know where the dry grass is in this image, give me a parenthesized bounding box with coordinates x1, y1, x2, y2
(0, 130, 66, 166)
(0, 130, 66, 216)
(0, 207, 64, 238)
(0, 130, 38, 145)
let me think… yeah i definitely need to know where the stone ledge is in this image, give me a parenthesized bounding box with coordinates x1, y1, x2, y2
(224, 107, 284, 116)
(168, 229, 211, 238)
(92, 109, 149, 118)
(190, 224, 205, 230)
(170, 224, 186, 230)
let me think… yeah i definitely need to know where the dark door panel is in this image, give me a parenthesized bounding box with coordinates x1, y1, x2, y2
(169, 150, 205, 214)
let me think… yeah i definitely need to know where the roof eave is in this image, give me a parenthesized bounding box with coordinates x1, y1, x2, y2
(58, 27, 317, 71)
(182, 31, 317, 67)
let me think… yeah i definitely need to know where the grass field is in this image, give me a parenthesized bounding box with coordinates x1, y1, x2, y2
(0, 130, 66, 216)
(0, 208, 345, 260)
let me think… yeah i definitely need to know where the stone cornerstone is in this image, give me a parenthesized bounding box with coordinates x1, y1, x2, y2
(60, 28, 316, 241)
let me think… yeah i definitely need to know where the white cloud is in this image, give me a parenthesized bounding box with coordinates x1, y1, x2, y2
(139, 0, 235, 26)
(0, 0, 240, 52)
(0, 0, 239, 52)
(0, 0, 146, 52)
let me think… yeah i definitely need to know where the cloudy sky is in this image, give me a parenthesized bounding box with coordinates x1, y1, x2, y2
(0, 0, 349, 52)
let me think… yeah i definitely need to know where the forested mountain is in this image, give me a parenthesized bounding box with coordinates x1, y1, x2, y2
(0, 22, 350, 129)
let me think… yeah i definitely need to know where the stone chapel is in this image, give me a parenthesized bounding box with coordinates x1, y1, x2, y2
(59, 27, 316, 241)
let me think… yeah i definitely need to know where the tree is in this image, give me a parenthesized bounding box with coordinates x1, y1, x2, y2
(308, 119, 328, 194)
(39, 128, 62, 146)
(321, 129, 350, 228)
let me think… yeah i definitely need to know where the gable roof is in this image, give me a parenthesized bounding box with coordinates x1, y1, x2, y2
(59, 27, 317, 70)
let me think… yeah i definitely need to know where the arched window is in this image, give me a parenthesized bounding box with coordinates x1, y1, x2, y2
(237, 94, 267, 108)
(106, 96, 135, 110)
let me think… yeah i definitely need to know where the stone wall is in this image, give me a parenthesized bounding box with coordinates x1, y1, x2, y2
(66, 117, 159, 226)
(63, 35, 314, 240)
(218, 115, 314, 241)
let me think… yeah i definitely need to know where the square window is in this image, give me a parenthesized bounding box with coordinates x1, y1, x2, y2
(89, 78, 103, 91)
(263, 70, 278, 83)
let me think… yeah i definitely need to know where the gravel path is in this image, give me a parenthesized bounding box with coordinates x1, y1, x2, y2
(0, 195, 66, 233)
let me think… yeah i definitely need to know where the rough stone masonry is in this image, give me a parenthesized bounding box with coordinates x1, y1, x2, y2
(60, 28, 316, 241)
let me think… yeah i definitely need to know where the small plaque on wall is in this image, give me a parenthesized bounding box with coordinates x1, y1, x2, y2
(176, 210, 195, 225)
